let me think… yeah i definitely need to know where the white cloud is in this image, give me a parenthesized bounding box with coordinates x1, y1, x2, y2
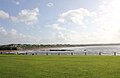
(58, 8, 96, 26)
(47, 24, 66, 31)
(2, 0, 120, 44)
(8, 29, 17, 36)
(47, 3, 54, 7)
(0, 26, 36, 44)
(0, 10, 9, 19)
(15, 1, 20, 5)
(50, 0, 120, 43)
(93, 0, 120, 38)
(53, 32, 68, 42)
(10, 8, 39, 25)
(0, 26, 7, 36)
(0, 8, 39, 25)
(79, 0, 120, 43)
(13, 0, 20, 5)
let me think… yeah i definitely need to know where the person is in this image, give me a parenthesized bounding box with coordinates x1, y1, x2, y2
(84, 49, 87, 55)
(99, 52, 101, 55)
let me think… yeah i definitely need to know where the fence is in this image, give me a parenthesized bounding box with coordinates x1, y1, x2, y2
(0, 51, 120, 56)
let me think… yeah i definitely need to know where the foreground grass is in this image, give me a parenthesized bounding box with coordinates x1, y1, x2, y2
(0, 55, 120, 78)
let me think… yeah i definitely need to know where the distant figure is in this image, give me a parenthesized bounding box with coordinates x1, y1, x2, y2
(114, 52, 116, 56)
(84, 52, 87, 55)
(26, 52, 27, 55)
(32, 53, 34, 55)
(71, 52, 73, 55)
(84, 49, 87, 55)
(99, 52, 102, 55)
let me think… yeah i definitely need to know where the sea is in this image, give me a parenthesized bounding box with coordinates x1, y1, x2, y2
(17, 45, 120, 55)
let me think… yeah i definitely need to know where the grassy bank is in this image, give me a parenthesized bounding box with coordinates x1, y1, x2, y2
(0, 55, 120, 78)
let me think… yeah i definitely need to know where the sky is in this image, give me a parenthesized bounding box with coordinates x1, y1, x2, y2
(0, 0, 120, 44)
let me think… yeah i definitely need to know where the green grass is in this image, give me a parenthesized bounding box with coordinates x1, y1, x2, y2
(0, 55, 120, 78)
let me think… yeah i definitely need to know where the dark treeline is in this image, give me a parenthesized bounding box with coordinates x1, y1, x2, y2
(0, 43, 120, 50)
(0, 44, 72, 50)
(0, 44, 18, 50)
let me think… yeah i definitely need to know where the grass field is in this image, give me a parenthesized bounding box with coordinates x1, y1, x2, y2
(0, 55, 120, 78)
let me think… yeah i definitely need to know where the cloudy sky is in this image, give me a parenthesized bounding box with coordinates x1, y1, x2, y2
(0, 0, 120, 44)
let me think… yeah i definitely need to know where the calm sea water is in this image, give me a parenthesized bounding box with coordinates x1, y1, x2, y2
(17, 45, 120, 55)
(49, 46, 120, 52)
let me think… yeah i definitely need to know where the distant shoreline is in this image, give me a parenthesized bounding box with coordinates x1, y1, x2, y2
(0, 43, 120, 51)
